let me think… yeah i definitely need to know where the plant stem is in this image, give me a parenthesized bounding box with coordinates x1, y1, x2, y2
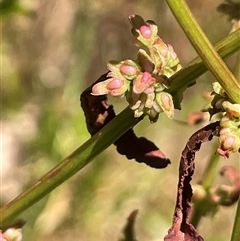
(0, 107, 138, 228)
(0, 31, 239, 228)
(190, 149, 220, 227)
(201, 153, 220, 192)
(168, 29, 240, 94)
(165, 0, 240, 103)
(230, 27, 240, 241)
(230, 197, 240, 241)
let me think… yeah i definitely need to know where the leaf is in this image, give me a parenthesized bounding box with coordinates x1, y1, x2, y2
(164, 122, 220, 241)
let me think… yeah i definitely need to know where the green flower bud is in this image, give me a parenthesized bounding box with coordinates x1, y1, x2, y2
(212, 82, 226, 97)
(155, 92, 174, 119)
(217, 101, 240, 157)
(137, 49, 155, 73)
(149, 37, 180, 76)
(128, 14, 157, 48)
(119, 60, 140, 80)
(222, 101, 240, 119)
(92, 78, 129, 97)
(192, 184, 206, 202)
(3, 228, 22, 241)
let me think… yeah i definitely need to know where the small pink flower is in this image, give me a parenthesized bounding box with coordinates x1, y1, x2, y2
(120, 64, 137, 76)
(92, 82, 108, 95)
(222, 136, 235, 150)
(133, 72, 155, 94)
(140, 25, 152, 39)
(92, 77, 129, 97)
(141, 72, 152, 84)
(107, 78, 124, 90)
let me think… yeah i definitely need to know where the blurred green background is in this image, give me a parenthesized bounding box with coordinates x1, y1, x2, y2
(1, 0, 239, 240)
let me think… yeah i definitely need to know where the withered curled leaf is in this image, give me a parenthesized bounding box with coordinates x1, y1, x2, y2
(164, 121, 220, 241)
(80, 73, 170, 168)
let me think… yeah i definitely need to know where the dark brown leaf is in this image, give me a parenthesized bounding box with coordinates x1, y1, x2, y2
(164, 122, 220, 241)
(80, 73, 170, 168)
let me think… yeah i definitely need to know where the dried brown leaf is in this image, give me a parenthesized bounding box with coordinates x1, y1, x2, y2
(164, 122, 220, 241)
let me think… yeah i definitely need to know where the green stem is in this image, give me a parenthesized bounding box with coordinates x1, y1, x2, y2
(230, 197, 240, 241)
(165, 0, 240, 103)
(201, 153, 220, 192)
(0, 31, 239, 228)
(0, 107, 138, 228)
(168, 29, 240, 94)
(190, 205, 202, 229)
(190, 150, 220, 228)
(234, 52, 240, 83)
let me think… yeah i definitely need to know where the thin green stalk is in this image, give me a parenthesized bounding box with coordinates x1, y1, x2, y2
(201, 153, 220, 192)
(0, 30, 239, 229)
(190, 148, 220, 227)
(234, 52, 240, 82)
(230, 30, 240, 241)
(230, 197, 240, 241)
(0, 107, 138, 228)
(165, 0, 240, 103)
(168, 29, 240, 94)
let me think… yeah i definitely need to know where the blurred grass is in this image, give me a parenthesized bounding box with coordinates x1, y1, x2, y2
(1, 0, 239, 240)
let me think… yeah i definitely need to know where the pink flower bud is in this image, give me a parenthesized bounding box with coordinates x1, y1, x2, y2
(141, 72, 153, 84)
(222, 136, 235, 150)
(106, 78, 124, 90)
(139, 25, 152, 39)
(120, 64, 137, 76)
(92, 82, 108, 95)
(133, 72, 155, 94)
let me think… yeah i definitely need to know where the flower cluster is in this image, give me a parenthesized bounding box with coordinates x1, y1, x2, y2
(92, 14, 181, 122)
(217, 101, 240, 158)
(208, 82, 240, 158)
